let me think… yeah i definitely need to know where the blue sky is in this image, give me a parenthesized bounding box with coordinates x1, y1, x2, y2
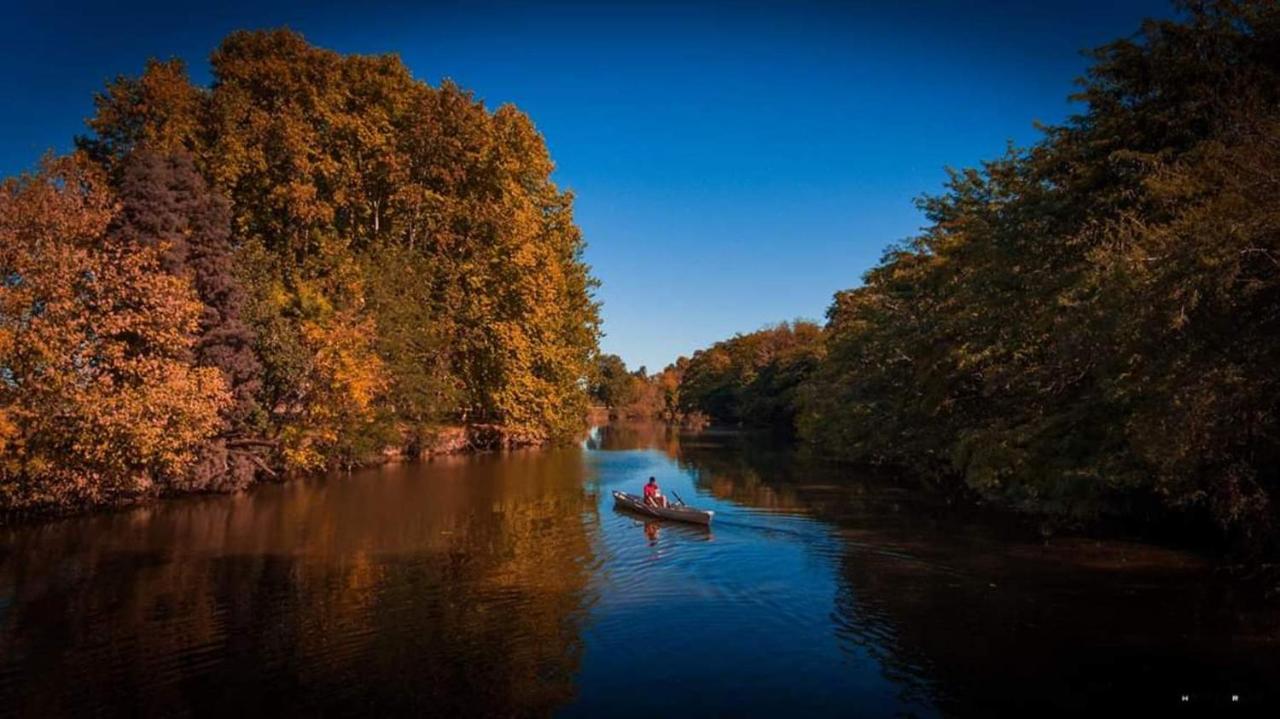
(1, 0, 1172, 371)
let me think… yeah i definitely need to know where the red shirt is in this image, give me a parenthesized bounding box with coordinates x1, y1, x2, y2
(643, 483, 658, 498)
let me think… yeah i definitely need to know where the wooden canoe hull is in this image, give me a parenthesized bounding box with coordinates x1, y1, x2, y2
(612, 491, 714, 525)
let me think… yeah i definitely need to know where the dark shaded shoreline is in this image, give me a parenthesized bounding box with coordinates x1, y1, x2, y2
(626, 421, 1274, 568)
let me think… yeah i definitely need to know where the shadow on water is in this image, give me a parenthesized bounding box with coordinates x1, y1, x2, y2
(672, 428, 1280, 714)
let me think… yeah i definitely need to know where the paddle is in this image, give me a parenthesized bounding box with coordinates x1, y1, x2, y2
(670, 490, 687, 507)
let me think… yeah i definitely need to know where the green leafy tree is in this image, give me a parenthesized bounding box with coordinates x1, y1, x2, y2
(681, 321, 824, 430)
(799, 0, 1280, 546)
(590, 354, 635, 408)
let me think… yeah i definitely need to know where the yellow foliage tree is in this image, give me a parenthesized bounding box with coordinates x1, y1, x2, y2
(84, 30, 600, 453)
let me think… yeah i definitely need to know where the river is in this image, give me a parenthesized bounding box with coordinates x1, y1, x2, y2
(1, 423, 1277, 716)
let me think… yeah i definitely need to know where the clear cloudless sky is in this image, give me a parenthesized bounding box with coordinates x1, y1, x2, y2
(2, 0, 1173, 371)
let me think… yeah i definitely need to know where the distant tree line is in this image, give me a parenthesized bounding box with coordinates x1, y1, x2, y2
(589, 354, 686, 422)
(0, 30, 600, 513)
(590, 321, 823, 429)
(678, 321, 824, 432)
(678, 1, 1280, 548)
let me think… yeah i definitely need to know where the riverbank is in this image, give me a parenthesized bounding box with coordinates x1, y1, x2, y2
(0, 422, 558, 526)
(671, 422, 1272, 564)
(386, 424, 552, 461)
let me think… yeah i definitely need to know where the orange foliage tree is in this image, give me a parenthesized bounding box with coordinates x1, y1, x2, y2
(0, 156, 228, 511)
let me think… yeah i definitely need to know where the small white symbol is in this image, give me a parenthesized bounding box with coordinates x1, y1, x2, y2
(1232, 695, 1239, 702)
(1181, 695, 1190, 702)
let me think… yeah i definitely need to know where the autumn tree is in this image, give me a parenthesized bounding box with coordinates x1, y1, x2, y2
(0, 156, 228, 511)
(80, 29, 601, 467)
(656, 361, 686, 420)
(79, 58, 207, 175)
(113, 148, 264, 489)
(234, 233, 388, 470)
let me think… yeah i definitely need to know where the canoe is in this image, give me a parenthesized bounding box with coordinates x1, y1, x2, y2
(612, 490, 714, 525)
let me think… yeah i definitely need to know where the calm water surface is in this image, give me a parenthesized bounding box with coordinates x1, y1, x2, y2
(1, 424, 1278, 716)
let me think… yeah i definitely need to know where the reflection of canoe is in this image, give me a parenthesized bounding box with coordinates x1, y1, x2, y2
(612, 490, 714, 525)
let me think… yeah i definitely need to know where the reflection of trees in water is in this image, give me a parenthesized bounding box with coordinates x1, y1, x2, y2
(672, 433, 944, 709)
(0, 450, 597, 716)
(586, 422, 683, 459)
(670, 430, 1280, 713)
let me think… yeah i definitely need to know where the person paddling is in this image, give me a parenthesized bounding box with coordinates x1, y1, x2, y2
(643, 476, 668, 508)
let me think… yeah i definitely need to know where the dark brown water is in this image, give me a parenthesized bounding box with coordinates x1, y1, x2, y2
(1, 424, 1277, 717)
